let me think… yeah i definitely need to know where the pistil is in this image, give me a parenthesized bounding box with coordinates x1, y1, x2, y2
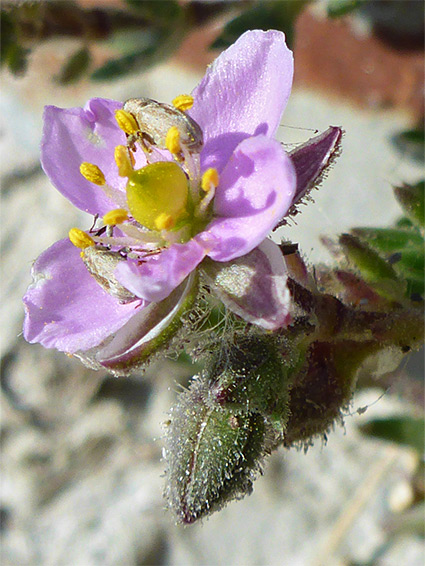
(126, 161, 189, 232)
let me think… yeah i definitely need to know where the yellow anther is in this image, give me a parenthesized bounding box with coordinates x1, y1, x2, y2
(103, 208, 128, 226)
(201, 168, 219, 192)
(114, 145, 134, 177)
(115, 109, 139, 135)
(172, 94, 194, 112)
(165, 126, 181, 155)
(69, 228, 95, 249)
(80, 162, 106, 186)
(154, 213, 174, 231)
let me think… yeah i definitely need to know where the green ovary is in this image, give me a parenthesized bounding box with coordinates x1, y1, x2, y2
(126, 161, 189, 231)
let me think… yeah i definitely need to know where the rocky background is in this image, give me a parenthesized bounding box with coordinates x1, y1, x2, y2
(1, 3, 424, 565)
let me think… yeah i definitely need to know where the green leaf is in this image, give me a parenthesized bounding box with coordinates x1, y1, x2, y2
(405, 277, 424, 300)
(395, 247, 424, 273)
(210, 1, 310, 50)
(91, 5, 185, 83)
(351, 227, 423, 254)
(350, 226, 424, 299)
(125, 0, 182, 25)
(1, 10, 16, 66)
(55, 46, 91, 85)
(90, 45, 158, 81)
(397, 129, 425, 145)
(326, 0, 363, 18)
(392, 128, 425, 162)
(394, 181, 425, 231)
(5, 42, 29, 76)
(339, 233, 405, 301)
(360, 415, 425, 454)
(396, 216, 415, 229)
(392, 251, 424, 299)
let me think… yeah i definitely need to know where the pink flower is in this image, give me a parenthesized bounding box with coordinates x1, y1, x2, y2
(23, 30, 341, 373)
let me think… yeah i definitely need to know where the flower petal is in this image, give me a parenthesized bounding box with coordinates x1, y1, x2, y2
(289, 126, 343, 207)
(41, 98, 127, 215)
(198, 135, 296, 262)
(115, 239, 206, 303)
(23, 239, 143, 353)
(189, 30, 293, 172)
(87, 274, 198, 374)
(202, 238, 291, 330)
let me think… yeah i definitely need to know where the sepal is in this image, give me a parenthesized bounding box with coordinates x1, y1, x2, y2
(201, 239, 291, 330)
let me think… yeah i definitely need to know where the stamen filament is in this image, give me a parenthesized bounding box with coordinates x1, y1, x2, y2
(100, 182, 128, 210)
(91, 235, 151, 250)
(119, 223, 164, 243)
(197, 186, 216, 217)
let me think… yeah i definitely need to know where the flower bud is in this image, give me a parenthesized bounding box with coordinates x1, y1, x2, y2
(164, 333, 298, 523)
(203, 334, 295, 434)
(164, 376, 267, 524)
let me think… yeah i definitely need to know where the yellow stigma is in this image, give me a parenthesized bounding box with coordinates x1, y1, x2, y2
(172, 94, 194, 112)
(165, 126, 181, 155)
(155, 212, 174, 231)
(103, 208, 128, 225)
(201, 168, 219, 192)
(115, 109, 139, 135)
(80, 162, 106, 186)
(69, 228, 95, 249)
(126, 161, 189, 231)
(114, 145, 134, 177)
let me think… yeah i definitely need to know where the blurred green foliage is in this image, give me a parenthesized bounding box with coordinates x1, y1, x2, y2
(360, 415, 424, 453)
(1, 0, 313, 84)
(392, 128, 425, 163)
(210, 0, 310, 50)
(326, 0, 363, 19)
(347, 182, 425, 301)
(55, 46, 91, 84)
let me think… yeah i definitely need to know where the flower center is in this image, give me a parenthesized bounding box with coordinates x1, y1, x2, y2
(126, 161, 189, 231)
(70, 95, 220, 301)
